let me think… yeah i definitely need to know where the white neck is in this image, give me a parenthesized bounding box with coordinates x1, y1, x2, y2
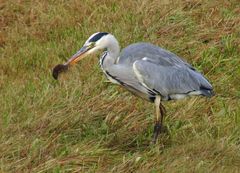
(99, 34, 120, 70)
(104, 34, 120, 59)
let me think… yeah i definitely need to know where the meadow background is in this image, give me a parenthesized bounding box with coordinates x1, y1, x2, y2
(0, 0, 240, 172)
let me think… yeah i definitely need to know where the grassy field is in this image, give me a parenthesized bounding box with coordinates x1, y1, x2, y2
(1, 0, 240, 172)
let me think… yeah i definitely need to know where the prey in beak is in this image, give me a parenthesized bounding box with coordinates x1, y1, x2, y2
(52, 44, 94, 80)
(52, 64, 69, 80)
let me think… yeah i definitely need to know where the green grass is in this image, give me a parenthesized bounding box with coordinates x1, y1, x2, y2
(1, 0, 240, 172)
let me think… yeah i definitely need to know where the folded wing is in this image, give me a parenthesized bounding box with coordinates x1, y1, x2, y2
(133, 59, 213, 100)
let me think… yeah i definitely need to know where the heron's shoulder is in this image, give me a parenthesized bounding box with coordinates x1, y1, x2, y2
(121, 42, 180, 58)
(120, 42, 161, 58)
(122, 42, 158, 51)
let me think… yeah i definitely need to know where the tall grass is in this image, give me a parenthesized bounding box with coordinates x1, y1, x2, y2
(1, 0, 240, 172)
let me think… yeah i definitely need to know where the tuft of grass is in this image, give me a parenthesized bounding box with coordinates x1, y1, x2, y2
(0, 0, 240, 172)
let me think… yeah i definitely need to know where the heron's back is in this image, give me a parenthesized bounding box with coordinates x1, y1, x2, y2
(117, 42, 213, 100)
(118, 42, 189, 67)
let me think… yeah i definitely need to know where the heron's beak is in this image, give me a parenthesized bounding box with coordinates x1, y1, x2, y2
(66, 46, 91, 65)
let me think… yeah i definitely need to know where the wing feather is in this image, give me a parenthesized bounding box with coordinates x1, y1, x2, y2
(133, 59, 213, 99)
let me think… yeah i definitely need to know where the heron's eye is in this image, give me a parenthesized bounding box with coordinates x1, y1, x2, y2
(88, 42, 95, 48)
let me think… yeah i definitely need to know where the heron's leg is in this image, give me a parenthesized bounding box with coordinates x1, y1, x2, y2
(152, 96, 163, 144)
(160, 103, 166, 124)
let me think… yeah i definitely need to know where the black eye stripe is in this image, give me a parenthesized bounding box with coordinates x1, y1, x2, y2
(89, 32, 108, 42)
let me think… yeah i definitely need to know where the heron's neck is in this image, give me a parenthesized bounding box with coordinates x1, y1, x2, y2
(106, 35, 120, 62)
(101, 35, 120, 69)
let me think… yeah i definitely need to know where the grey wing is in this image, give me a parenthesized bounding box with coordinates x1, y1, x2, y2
(133, 59, 213, 100)
(118, 42, 194, 69)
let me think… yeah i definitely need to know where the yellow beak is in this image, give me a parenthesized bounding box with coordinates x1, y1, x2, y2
(66, 46, 90, 65)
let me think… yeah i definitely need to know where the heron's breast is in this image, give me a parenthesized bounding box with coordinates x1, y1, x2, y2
(104, 70, 121, 84)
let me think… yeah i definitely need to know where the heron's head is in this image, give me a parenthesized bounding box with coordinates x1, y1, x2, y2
(52, 32, 120, 79)
(66, 32, 115, 65)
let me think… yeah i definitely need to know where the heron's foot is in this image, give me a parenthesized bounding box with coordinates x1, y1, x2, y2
(152, 122, 161, 144)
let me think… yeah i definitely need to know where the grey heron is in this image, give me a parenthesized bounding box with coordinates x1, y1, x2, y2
(53, 32, 214, 143)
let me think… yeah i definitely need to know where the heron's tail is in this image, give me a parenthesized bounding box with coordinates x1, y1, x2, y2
(200, 89, 214, 97)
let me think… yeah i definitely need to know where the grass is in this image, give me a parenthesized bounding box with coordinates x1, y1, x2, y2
(0, 0, 240, 172)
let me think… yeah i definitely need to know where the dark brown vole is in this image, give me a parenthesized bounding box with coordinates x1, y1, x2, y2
(52, 64, 69, 80)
